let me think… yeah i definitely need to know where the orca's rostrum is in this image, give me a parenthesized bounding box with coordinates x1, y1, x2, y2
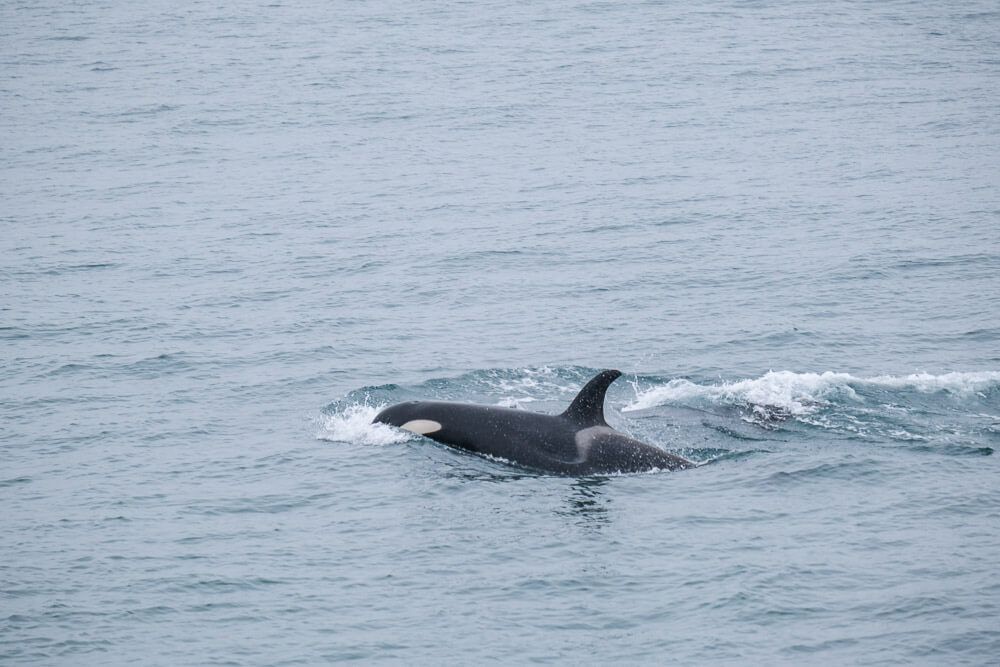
(373, 369, 694, 474)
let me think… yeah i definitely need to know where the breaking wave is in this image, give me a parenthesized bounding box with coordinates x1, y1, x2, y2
(624, 370, 1000, 416)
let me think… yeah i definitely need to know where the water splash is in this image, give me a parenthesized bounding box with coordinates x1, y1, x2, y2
(625, 371, 857, 415)
(865, 371, 1000, 394)
(316, 404, 411, 446)
(624, 370, 1000, 415)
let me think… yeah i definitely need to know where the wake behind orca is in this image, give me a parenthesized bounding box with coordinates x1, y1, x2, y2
(373, 369, 695, 475)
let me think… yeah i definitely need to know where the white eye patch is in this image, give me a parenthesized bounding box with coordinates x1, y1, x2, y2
(400, 419, 442, 435)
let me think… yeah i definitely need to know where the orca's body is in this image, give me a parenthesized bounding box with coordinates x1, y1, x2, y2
(373, 370, 694, 475)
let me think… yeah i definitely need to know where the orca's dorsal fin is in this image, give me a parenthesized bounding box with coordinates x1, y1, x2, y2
(561, 369, 623, 426)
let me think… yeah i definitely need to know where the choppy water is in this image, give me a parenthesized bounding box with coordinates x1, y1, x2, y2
(3, 0, 1000, 663)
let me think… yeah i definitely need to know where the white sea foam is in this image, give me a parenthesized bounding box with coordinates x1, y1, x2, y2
(495, 396, 539, 409)
(483, 367, 582, 409)
(864, 371, 1000, 393)
(489, 366, 576, 396)
(624, 370, 1000, 415)
(316, 404, 412, 446)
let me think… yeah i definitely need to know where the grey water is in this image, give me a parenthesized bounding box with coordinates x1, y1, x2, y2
(3, 0, 1000, 663)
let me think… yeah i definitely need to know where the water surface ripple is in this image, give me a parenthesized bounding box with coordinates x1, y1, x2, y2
(3, 0, 1000, 663)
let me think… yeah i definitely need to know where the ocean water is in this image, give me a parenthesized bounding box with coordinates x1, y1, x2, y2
(3, 0, 1000, 663)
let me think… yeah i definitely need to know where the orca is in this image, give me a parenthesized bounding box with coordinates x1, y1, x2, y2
(373, 369, 695, 475)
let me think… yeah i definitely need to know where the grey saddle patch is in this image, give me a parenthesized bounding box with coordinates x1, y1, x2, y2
(572, 425, 616, 463)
